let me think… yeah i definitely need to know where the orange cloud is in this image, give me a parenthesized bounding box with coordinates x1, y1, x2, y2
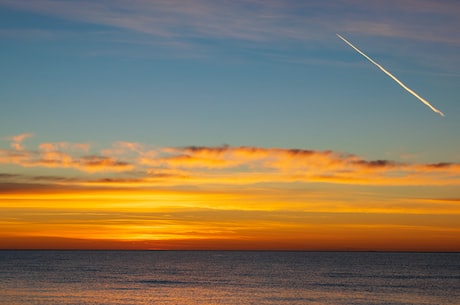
(2, 136, 460, 251)
(39, 142, 90, 152)
(8, 133, 33, 151)
(1, 135, 132, 173)
(2, 134, 460, 186)
(78, 155, 133, 172)
(137, 146, 460, 187)
(101, 141, 144, 156)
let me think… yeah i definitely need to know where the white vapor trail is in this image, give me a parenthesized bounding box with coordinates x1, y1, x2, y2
(337, 34, 444, 117)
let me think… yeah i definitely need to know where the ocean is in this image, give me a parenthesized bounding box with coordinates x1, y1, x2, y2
(0, 251, 459, 304)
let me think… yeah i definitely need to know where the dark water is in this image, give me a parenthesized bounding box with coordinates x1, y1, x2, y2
(0, 251, 459, 304)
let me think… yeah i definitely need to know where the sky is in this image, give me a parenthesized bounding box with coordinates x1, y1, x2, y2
(1, 0, 459, 251)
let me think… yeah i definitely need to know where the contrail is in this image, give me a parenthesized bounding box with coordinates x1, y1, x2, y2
(337, 34, 444, 117)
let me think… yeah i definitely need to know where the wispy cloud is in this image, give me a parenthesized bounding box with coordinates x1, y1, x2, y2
(0, 134, 131, 173)
(2, 0, 459, 45)
(39, 142, 90, 153)
(7, 133, 33, 151)
(0, 0, 303, 42)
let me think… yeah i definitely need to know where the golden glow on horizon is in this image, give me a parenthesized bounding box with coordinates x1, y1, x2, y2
(1, 186, 459, 251)
(1, 134, 460, 251)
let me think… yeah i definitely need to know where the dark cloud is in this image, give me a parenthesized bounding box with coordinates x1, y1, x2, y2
(0, 173, 20, 179)
(426, 162, 453, 169)
(352, 159, 396, 168)
(80, 155, 132, 169)
(0, 182, 70, 193)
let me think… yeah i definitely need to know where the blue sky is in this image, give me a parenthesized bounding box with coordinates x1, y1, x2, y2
(2, 0, 459, 163)
(1, 0, 460, 251)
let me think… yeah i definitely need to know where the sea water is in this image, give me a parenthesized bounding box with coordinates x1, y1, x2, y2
(0, 251, 459, 304)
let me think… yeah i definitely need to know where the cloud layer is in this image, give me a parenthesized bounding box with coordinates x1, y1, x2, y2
(2, 133, 460, 188)
(2, 134, 460, 251)
(1, 0, 459, 45)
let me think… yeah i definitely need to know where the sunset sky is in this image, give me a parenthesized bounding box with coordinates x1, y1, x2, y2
(1, 0, 460, 251)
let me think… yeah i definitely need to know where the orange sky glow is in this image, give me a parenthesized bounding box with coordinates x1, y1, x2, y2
(1, 134, 459, 251)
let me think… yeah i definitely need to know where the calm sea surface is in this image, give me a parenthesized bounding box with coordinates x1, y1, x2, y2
(0, 251, 459, 304)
